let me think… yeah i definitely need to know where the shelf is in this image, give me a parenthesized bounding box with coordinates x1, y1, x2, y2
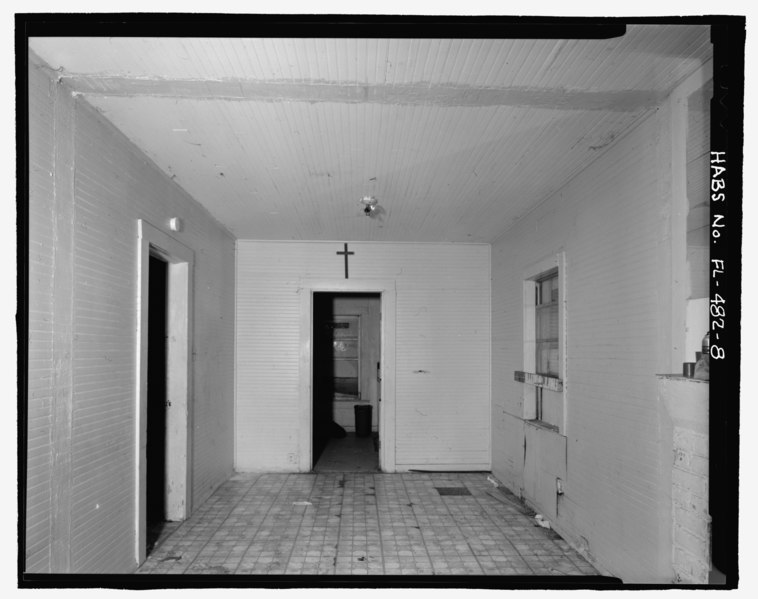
(656, 373, 709, 384)
(513, 371, 563, 392)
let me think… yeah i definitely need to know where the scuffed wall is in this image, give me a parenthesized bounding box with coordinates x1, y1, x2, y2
(26, 52, 236, 573)
(491, 104, 678, 582)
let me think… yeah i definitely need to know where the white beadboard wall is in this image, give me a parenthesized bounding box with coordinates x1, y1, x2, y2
(27, 57, 58, 574)
(27, 53, 236, 573)
(236, 241, 491, 471)
(491, 103, 679, 582)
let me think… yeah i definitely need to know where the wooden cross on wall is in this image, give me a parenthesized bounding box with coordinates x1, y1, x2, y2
(336, 243, 354, 279)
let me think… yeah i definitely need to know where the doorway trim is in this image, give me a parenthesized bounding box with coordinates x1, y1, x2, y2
(299, 279, 397, 472)
(136, 219, 195, 564)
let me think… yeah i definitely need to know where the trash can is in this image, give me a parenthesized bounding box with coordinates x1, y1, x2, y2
(354, 404, 372, 437)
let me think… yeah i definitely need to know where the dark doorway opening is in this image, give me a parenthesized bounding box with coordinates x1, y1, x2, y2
(146, 254, 168, 555)
(312, 292, 381, 472)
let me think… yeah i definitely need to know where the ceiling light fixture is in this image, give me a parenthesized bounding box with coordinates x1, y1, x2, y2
(359, 195, 383, 217)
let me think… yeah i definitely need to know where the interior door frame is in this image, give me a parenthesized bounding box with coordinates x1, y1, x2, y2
(136, 219, 195, 565)
(299, 279, 396, 472)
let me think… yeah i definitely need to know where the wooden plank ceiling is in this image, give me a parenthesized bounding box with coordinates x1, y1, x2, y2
(29, 27, 712, 242)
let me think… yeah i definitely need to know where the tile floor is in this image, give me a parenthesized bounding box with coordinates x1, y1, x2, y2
(137, 471, 600, 577)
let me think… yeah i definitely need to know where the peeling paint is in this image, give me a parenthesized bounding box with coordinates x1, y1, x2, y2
(589, 131, 617, 151)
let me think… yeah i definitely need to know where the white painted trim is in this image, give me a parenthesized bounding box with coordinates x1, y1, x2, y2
(136, 219, 194, 565)
(522, 278, 537, 421)
(233, 243, 238, 472)
(669, 85, 689, 372)
(558, 252, 567, 435)
(487, 245, 493, 470)
(521, 251, 566, 432)
(165, 260, 194, 520)
(668, 60, 714, 370)
(298, 279, 397, 473)
(298, 289, 313, 472)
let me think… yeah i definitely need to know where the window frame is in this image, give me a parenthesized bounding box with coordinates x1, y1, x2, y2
(328, 314, 363, 401)
(534, 268, 560, 378)
(522, 252, 566, 432)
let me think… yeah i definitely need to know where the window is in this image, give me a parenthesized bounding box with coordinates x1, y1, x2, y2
(329, 316, 361, 399)
(535, 269, 559, 377)
(519, 254, 565, 432)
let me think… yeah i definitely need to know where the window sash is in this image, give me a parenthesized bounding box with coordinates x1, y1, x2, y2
(535, 271, 559, 377)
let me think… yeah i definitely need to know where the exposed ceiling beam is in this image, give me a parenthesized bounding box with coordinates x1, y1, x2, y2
(67, 76, 663, 112)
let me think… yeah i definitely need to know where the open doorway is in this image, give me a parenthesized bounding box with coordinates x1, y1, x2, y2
(136, 220, 194, 565)
(312, 292, 381, 472)
(146, 254, 168, 553)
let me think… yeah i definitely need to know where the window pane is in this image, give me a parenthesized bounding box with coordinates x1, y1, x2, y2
(537, 346, 549, 374)
(334, 359, 358, 378)
(537, 271, 558, 305)
(535, 270, 559, 377)
(537, 305, 558, 340)
(333, 339, 358, 358)
(536, 341, 559, 377)
(331, 316, 359, 338)
(540, 278, 552, 305)
(547, 346, 559, 376)
(334, 377, 358, 395)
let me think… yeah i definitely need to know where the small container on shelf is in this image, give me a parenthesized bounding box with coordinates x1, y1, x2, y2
(694, 331, 710, 381)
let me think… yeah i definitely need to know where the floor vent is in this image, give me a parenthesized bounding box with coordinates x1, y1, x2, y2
(435, 487, 472, 496)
